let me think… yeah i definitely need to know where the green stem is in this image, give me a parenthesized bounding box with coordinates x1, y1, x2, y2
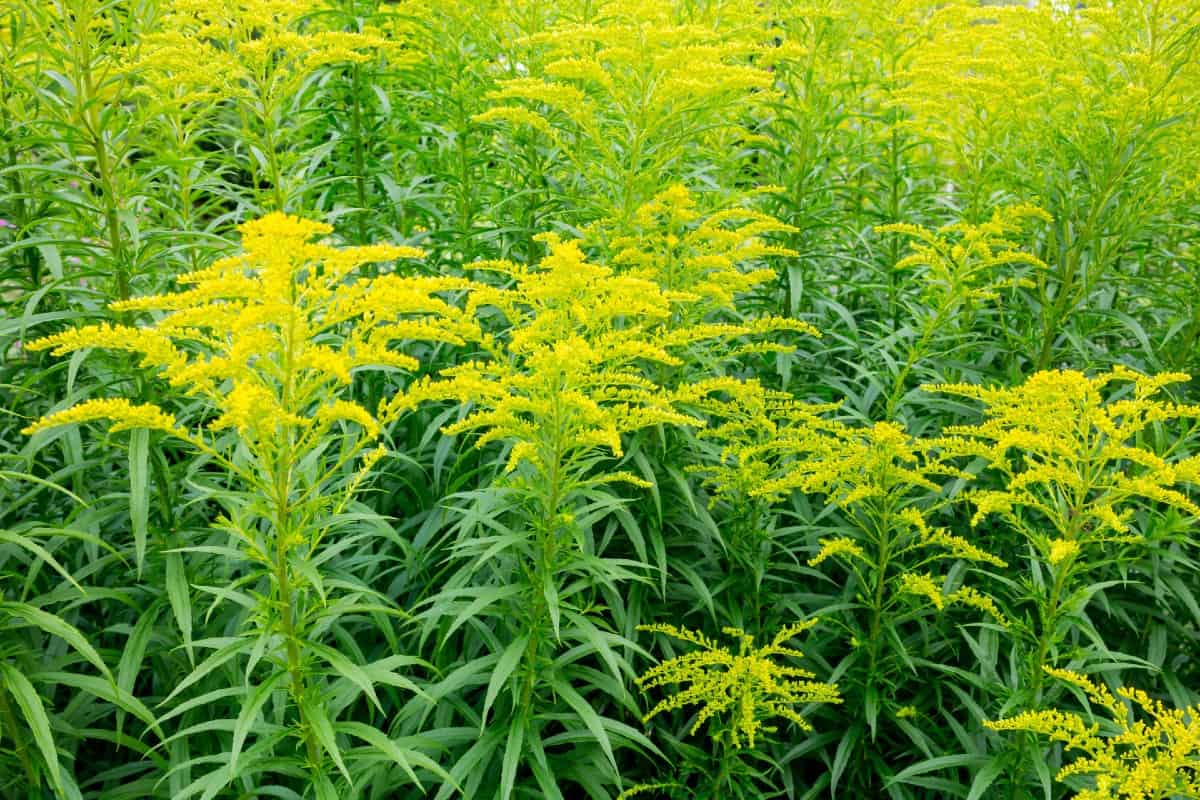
(454, 99, 474, 242)
(73, 10, 130, 301)
(519, 385, 565, 711)
(262, 113, 286, 212)
(865, 500, 894, 683)
(271, 279, 320, 771)
(1029, 563, 1068, 701)
(712, 730, 734, 794)
(350, 62, 370, 245)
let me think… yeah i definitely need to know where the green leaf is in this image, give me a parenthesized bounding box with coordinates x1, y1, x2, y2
(482, 635, 527, 731)
(301, 696, 350, 783)
(966, 759, 1006, 800)
(161, 637, 252, 706)
(500, 717, 525, 800)
(165, 552, 194, 665)
(307, 640, 381, 712)
(313, 773, 338, 800)
(116, 604, 159, 735)
(229, 670, 287, 778)
(0, 529, 83, 592)
(0, 662, 65, 797)
(887, 754, 986, 786)
(831, 721, 861, 797)
(543, 570, 560, 642)
(31, 671, 162, 738)
(339, 720, 455, 790)
(0, 602, 112, 682)
(550, 677, 617, 772)
(129, 427, 150, 576)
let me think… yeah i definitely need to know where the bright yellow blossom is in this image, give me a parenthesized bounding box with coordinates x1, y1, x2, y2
(26, 211, 478, 476)
(987, 667, 1200, 800)
(930, 367, 1200, 559)
(636, 620, 841, 749)
(473, 1, 780, 225)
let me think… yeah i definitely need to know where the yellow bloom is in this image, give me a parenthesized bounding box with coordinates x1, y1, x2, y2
(930, 368, 1200, 559)
(986, 667, 1200, 800)
(637, 621, 841, 749)
(878, 203, 1050, 309)
(386, 231, 802, 493)
(1047, 538, 1080, 567)
(471, 2, 779, 225)
(130, 0, 406, 113)
(900, 573, 946, 611)
(808, 537, 867, 568)
(27, 212, 477, 453)
(23, 398, 179, 437)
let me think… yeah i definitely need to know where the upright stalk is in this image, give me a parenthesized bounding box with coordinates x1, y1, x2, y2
(350, 61, 370, 244)
(271, 280, 320, 770)
(70, 4, 131, 301)
(520, 387, 565, 710)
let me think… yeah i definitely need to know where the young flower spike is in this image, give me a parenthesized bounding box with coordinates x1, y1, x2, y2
(636, 620, 842, 749)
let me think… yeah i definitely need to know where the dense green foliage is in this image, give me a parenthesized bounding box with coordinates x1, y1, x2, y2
(1, 1, 1199, 798)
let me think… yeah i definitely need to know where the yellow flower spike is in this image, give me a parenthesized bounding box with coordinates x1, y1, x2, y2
(472, 3, 780, 225)
(27, 212, 479, 452)
(986, 667, 1200, 800)
(399, 230, 806, 504)
(899, 573, 946, 611)
(635, 621, 840, 750)
(315, 401, 381, 439)
(129, 0, 407, 115)
(878, 204, 1050, 314)
(808, 537, 867, 568)
(22, 398, 180, 437)
(604, 185, 810, 321)
(1047, 538, 1081, 567)
(930, 367, 1200, 560)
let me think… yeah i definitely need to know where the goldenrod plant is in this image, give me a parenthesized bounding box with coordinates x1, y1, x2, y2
(700, 398, 1009, 796)
(4, 0, 151, 304)
(23, 214, 475, 796)
(391, 231, 814, 799)
(131, 0, 400, 214)
(934, 368, 1200, 695)
(2, 1, 1200, 799)
(932, 367, 1200, 796)
(599, 185, 801, 321)
(897, 1, 1200, 370)
(628, 621, 840, 797)
(473, 0, 778, 231)
(875, 203, 1049, 418)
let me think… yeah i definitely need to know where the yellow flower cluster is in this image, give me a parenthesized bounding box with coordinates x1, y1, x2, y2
(754, 416, 949, 509)
(693, 395, 1007, 625)
(130, 0, 403, 111)
(930, 367, 1200, 562)
(24, 398, 179, 437)
(473, 0, 779, 223)
(893, 3, 1082, 167)
(808, 537, 866, 568)
(878, 203, 1048, 307)
(894, 1, 1200, 205)
(25, 212, 479, 483)
(600, 184, 802, 319)
(986, 667, 1200, 800)
(636, 620, 842, 749)
(390, 231, 815, 483)
(898, 574, 1008, 625)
